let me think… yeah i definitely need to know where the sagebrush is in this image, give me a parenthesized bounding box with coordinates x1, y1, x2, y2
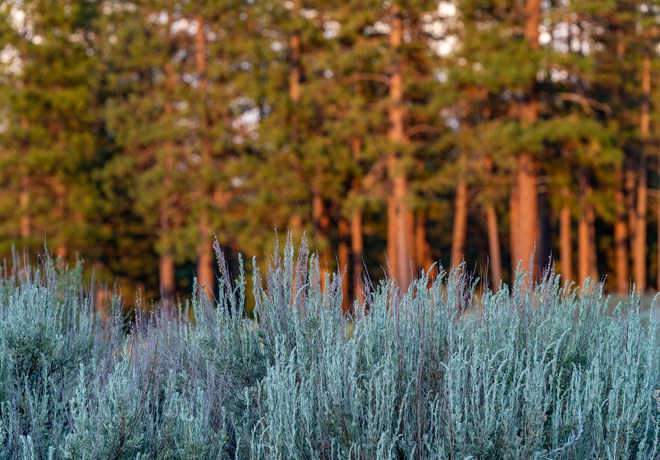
(0, 239, 658, 459)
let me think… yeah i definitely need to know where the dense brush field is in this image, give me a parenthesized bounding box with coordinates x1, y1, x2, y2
(0, 240, 658, 459)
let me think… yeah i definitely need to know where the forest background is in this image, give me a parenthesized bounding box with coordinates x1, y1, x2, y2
(0, 0, 658, 309)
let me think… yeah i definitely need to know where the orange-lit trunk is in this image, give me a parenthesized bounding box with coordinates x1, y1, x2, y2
(485, 204, 501, 291)
(351, 137, 364, 305)
(451, 178, 467, 269)
(559, 204, 572, 284)
(633, 54, 650, 292)
(614, 168, 628, 294)
(578, 173, 597, 285)
(197, 212, 215, 300)
(160, 8, 176, 306)
(559, 187, 572, 284)
(387, 4, 413, 288)
(415, 210, 433, 275)
(351, 207, 364, 305)
(313, 192, 331, 285)
(338, 218, 350, 313)
(288, 0, 303, 239)
(517, 154, 538, 272)
(160, 150, 176, 305)
(20, 118, 31, 241)
(160, 252, 175, 304)
(54, 181, 68, 260)
(510, 185, 520, 274)
(20, 174, 30, 240)
(195, 14, 215, 300)
(515, 0, 541, 277)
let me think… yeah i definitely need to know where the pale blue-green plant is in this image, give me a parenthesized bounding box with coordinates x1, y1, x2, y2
(0, 239, 657, 459)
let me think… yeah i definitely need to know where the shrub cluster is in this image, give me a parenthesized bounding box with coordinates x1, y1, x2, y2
(0, 240, 658, 459)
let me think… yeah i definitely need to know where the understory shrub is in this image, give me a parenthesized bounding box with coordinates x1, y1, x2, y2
(0, 239, 658, 459)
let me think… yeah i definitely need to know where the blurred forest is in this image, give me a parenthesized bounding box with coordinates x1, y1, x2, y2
(0, 0, 658, 306)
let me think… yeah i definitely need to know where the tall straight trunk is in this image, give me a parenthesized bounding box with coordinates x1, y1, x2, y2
(338, 218, 350, 313)
(351, 207, 364, 305)
(578, 173, 597, 285)
(415, 210, 433, 274)
(634, 54, 650, 291)
(625, 160, 637, 246)
(19, 174, 30, 240)
(559, 191, 572, 284)
(588, 206, 597, 281)
(288, 0, 302, 238)
(312, 193, 331, 285)
(485, 204, 502, 291)
(614, 168, 629, 294)
(289, 214, 303, 237)
(160, 252, 175, 304)
(288, 7, 301, 106)
(515, 0, 541, 277)
(657, 141, 660, 290)
(510, 185, 520, 275)
(351, 137, 364, 305)
(387, 199, 397, 276)
(578, 208, 589, 286)
(195, 14, 215, 300)
(197, 211, 214, 299)
(160, 6, 176, 305)
(19, 118, 30, 241)
(387, 4, 413, 288)
(54, 181, 67, 259)
(517, 153, 538, 270)
(451, 178, 467, 269)
(160, 152, 176, 304)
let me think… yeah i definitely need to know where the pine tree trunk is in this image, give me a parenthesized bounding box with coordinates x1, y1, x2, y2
(351, 137, 364, 305)
(351, 207, 364, 305)
(19, 174, 30, 240)
(387, 198, 397, 277)
(161, 8, 176, 306)
(614, 168, 629, 294)
(634, 54, 650, 292)
(515, 0, 541, 277)
(484, 204, 501, 290)
(578, 214, 589, 286)
(451, 178, 467, 269)
(387, 4, 412, 288)
(510, 185, 520, 275)
(559, 198, 572, 284)
(160, 152, 176, 305)
(313, 192, 331, 286)
(517, 154, 538, 271)
(195, 14, 215, 300)
(289, 214, 303, 237)
(54, 181, 67, 260)
(415, 210, 432, 274)
(338, 218, 350, 313)
(588, 204, 597, 281)
(160, 252, 175, 304)
(197, 211, 215, 300)
(625, 160, 636, 247)
(19, 118, 30, 241)
(288, 0, 302, 240)
(578, 172, 596, 285)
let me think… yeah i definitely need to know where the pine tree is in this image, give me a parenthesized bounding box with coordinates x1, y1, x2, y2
(102, 0, 196, 304)
(0, 0, 101, 262)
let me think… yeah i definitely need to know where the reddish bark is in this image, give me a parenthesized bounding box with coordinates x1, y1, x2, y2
(451, 178, 468, 269)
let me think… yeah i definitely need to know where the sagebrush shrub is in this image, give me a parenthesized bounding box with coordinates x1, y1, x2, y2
(0, 240, 657, 459)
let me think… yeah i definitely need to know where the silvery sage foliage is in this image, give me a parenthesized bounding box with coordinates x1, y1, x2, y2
(0, 240, 658, 459)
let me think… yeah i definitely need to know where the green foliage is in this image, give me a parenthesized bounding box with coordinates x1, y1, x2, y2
(0, 240, 657, 458)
